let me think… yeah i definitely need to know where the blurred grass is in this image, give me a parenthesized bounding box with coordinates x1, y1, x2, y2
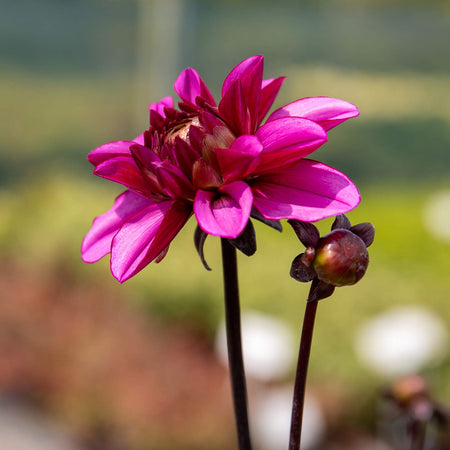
(0, 67, 134, 184)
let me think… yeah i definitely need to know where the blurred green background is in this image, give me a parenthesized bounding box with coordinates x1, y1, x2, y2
(1, 0, 450, 448)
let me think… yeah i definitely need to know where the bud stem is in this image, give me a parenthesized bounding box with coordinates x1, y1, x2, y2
(410, 419, 427, 450)
(221, 238, 252, 450)
(289, 290, 318, 450)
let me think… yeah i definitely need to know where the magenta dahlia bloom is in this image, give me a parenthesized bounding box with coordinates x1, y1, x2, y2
(82, 55, 360, 282)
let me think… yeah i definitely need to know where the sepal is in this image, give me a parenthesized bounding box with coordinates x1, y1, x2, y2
(251, 208, 282, 232)
(227, 220, 257, 256)
(288, 219, 320, 248)
(350, 222, 375, 247)
(307, 278, 335, 302)
(290, 254, 316, 282)
(194, 225, 212, 271)
(331, 214, 351, 230)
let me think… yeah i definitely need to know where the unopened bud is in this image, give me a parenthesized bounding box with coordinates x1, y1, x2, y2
(312, 229, 369, 287)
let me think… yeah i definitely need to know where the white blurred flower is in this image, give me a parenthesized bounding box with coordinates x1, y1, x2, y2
(215, 310, 295, 382)
(0, 398, 79, 450)
(251, 386, 325, 450)
(423, 190, 450, 241)
(355, 306, 448, 377)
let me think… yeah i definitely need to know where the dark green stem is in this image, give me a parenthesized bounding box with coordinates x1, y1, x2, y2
(410, 419, 427, 450)
(289, 291, 318, 450)
(221, 238, 252, 450)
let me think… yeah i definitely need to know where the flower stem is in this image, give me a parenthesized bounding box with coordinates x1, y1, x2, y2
(221, 238, 252, 450)
(410, 419, 427, 450)
(289, 290, 318, 450)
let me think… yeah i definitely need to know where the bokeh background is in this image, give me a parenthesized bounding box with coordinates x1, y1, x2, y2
(1, 0, 449, 448)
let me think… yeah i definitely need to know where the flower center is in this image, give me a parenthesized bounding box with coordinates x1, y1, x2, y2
(192, 125, 236, 190)
(161, 115, 238, 193)
(164, 116, 201, 145)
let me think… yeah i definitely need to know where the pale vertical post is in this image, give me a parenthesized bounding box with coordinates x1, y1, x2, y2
(134, 0, 187, 130)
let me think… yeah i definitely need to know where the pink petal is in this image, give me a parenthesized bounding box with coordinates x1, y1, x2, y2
(149, 201, 192, 261)
(222, 55, 264, 132)
(215, 135, 263, 181)
(240, 59, 264, 130)
(254, 117, 327, 173)
(258, 77, 285, 123)
(252, 159, 360, 222)
(89, 135, 147, 167)
(218, 81, 251, 135)
(222, 55, 264, 97)
(150, 110, 165, 130)
(174, 68, 215, 107)
(198, 110, 225, 135)
(149, 96, 174, 117)
(154, 160, 195, 199)
(256, 117, 327, 153)
(130, 144, 161, 168)
(192, 158, 222, 190)
(133, 133, 145, 145)
(111, 200, 191, 282)
(81, 191, 152, 263)
(172, 136, 201, 176)
(267, 97, 360, 131)
(94, 156, 155, 197)
(194, 181, 253, 238)
(88, 141, 134, 167)
(129, 145, 167, 196)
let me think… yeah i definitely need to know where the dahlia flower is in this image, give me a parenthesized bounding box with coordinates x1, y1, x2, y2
(82, 55, 360, 282)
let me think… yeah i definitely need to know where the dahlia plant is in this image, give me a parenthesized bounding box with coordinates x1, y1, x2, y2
(82, 55, 369, 450)
(81, 55, 360, 282)
(288, 215, 375, 450)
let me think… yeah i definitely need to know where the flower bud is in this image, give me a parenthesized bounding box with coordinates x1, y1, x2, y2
(312, 229, 369, 287)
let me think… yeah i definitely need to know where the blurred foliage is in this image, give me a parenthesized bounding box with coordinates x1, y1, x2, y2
(0, 68, 133, 185)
